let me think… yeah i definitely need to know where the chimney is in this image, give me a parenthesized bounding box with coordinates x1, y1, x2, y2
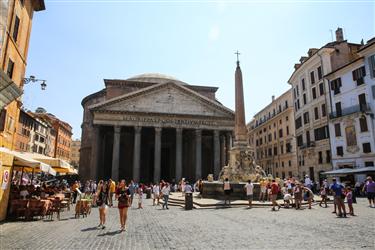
(272, 95, 275, 102)
(336, 27, 344, 42)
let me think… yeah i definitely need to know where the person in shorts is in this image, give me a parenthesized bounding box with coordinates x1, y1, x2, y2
(364, 176, 375, 208)
(116, 180, 130, 231)
(244, 180, 254, 208)
(330, 178, 346, 218)
(270, 179, 281, 211)
(96, 180, 110, 229)
(152, 182, 160, 206)
(259, 178, 267, 202)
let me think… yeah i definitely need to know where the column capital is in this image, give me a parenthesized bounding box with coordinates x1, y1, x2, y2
(155, 127, 162, 133)
(114, 126, 121, 133)
(213, 130, 220, 137)
(134, 126, 142, 133)
(176, 127, 183, 133)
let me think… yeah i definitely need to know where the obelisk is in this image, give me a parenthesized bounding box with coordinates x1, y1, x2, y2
(234, 51, 248, 147)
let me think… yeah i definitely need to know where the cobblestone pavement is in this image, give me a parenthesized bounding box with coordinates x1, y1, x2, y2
(1, 198, 374, 250)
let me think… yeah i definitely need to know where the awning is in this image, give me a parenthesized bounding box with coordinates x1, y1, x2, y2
(20, 152, 78, 174)
(0, 147, 56, 175)
(323, 167, 375, 176)
(0, 70, 23, 109)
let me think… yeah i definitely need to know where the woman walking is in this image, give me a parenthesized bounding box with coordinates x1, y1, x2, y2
(161, 182, 170, 209)
(223, 178, 231, 206)
(116, 180, 130, 231)
(96, 180, 110, 229)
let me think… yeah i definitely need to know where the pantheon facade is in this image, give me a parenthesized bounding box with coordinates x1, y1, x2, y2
(80, 74, 235, 183)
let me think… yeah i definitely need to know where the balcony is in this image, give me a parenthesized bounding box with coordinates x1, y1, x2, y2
(253, 105, 290, 129)
(299, 141, 315, 149)
(329, 103, 372, 119)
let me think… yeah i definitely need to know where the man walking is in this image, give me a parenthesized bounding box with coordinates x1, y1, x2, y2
(330, 178, 346, 217)
(161, 182, 170, 209)
(244, 180, 254, 208)
(270, 179, 281, 211)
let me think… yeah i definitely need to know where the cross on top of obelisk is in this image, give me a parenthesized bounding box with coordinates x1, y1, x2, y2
(235, 50, 240, 65)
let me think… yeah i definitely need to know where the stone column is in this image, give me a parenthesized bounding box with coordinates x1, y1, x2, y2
(195, 129, 202, 180)
(111, 126, 121, 182)
(90, 126, 100, 180)
(154, 127, 162, 183)
(220, 134, 226, 168)
(213, 130, 220, 179)
(133, 126, 142, 182)
(175, 128, 183, 182)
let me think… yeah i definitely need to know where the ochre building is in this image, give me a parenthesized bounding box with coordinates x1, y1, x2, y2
(80, 74, 235, 183)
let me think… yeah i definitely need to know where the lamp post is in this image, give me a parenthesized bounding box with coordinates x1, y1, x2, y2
(23, 75, 47, 90)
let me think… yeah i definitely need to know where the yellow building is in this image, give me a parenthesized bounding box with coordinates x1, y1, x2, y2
(0, 0, 45, 221)
(70, 139, 81, 168)
(247, 89, 298, 179)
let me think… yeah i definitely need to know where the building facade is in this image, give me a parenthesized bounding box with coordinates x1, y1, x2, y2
(0, 0, 45, 149)
(80, 73, 235, 183)
(325, 38, 375, 182)
(70, 139, 81, 168)
(288, 28, 362, 183)
(247, 90, 298, 179)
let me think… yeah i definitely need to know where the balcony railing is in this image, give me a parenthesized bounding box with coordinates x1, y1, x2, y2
(252, 105, 290, 129)
(329, 103, 372, 119)
(299, 141, 316, 149)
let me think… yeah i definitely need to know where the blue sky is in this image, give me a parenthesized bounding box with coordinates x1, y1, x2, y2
(24, 0, 375, 138)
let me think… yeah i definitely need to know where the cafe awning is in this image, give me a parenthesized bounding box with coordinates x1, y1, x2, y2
(20, 152, 77, 174)
(323, 167, 375, 176)
(0, 70, 23, 109)
(0, 147, 56, 175)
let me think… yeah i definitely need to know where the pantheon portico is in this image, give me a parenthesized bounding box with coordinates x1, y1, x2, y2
(79, 74, 235, 183)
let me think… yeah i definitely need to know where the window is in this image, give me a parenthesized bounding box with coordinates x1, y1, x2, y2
(363, 143, 372, 153)
(286, 143, 292, 153)
(286, 116, 288, 121)
(314, 126, 329, 141)
(337, 146, 344, 156)
(318, 151, 323, 164)
(314, 107, 319, 120)
(286, 126, 289, 135)
(6, 59, 14, 79)
(302, 79, 306, 90)
(319, 83, 324, 95)
(372, 86, 375, 99)
(326, 150, 331, 163)
(288, 171, 292, 177)
(365, 161, 374, 167)
(297, 135, 303, 147)
(359, 116, 368, 132)
(334, 123, 341, 137)
(268, 148, 272, 156)
(285, 100, 288, 108)
(331, 78, 342, 95)
(274, 146, 278, 156)
(306, 130, 310, 145)
(268, 134, 272, 142)
(358, 93, 367, 111)
(317, 66, 323, 80)
(312, 87, 317, 99)
(274, 132, 276, 140)
(336, 102, 342, 117)
(321, 104, 326, 117)
(289, 161, 291, 167)
(279, 119, 282, 124)
(279, 129, 283, 138)
(303, 112, 309, 124)
(369, 55, 375, 78)
(303, 93, 307, 105)
(12, 16, 20, 42)
(352, 66, 366, 86)
(297, 99, 300, 109)
(295, 117, 302, 129)
(296, 85, 299, 95)
(0, 109, 6, 132)
(310, 71, 315, 84)
(280, 144, 284, 154)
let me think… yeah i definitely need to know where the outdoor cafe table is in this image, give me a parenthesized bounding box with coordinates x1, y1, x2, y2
(10, 199, 52, 219)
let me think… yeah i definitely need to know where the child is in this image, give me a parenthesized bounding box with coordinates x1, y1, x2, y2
(346, 187, 354, 216)
(319, 187, 328, 208)
(137, 188, 143, 209)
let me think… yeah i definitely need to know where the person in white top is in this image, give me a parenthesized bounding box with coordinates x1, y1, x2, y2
(180, 178, 186, 197)
(304, 175, 312, 189)
(244, 180, 254, 208)
(152, 183, 160, 206)
(223, 178, 231, 206)
(161, 183, 170, 210)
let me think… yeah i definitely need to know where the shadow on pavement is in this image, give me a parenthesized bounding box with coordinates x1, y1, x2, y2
(81, 226, 99, 232)
(97, 230, 122, 236)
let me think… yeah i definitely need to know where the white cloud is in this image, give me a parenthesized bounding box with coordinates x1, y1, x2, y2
(208, 26, 220, 41)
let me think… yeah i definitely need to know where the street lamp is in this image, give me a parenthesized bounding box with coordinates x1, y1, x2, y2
(23, 75, 47, 90)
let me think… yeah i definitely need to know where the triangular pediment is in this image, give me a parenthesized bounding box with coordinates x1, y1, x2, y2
(90, 82, 234, 119)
